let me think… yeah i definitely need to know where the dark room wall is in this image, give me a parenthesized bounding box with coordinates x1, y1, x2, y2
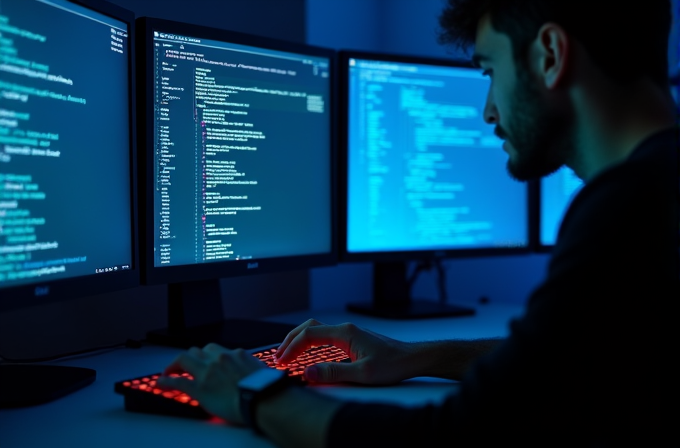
(110, 0, 306, 43)
(0, 0, 309, 362)
(671, 0, 680, 75)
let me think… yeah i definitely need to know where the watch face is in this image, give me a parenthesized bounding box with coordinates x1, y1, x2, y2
(238, 368, 286, 392)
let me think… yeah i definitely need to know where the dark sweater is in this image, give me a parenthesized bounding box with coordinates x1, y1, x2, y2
(328, 127, 680, 447)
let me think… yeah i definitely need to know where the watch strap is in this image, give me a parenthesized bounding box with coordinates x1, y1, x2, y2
(238, 369, 294, 435)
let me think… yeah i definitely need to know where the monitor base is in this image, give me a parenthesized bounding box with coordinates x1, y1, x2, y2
(147, 318, 296, 350)
(346, 300, 475, 319)
(0, 364, 96, 408)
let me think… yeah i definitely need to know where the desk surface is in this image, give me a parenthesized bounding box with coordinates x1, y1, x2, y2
(0, 304, 522, 448)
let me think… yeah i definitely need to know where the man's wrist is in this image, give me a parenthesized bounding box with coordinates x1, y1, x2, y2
(238, 369, 295, 434)
(255, 385, 346, 447)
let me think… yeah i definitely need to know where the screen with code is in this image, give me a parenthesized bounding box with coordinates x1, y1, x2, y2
(0, 0, 133, 288)
(151, 29, 332, 268)
(345, 56, 528, 254)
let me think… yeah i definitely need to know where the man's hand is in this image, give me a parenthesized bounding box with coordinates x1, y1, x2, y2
(274, 319, 418, 385)
(156, 343, 267, 424)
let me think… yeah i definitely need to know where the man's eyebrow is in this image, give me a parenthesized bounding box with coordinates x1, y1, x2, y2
(471, 53, 490, 68)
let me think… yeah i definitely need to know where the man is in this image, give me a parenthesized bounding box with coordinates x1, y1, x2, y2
(158, 1, 679, 446)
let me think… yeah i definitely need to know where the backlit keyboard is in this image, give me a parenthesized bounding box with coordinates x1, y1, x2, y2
(114, 372, 210, 419)
(252, 344, 350, 378)
(115, 344, 350, 418)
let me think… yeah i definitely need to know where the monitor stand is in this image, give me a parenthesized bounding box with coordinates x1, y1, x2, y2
(146, 279, 296, 350)
(346, 261, 475, 319)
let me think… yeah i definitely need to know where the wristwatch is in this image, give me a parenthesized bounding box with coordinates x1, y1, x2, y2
(237, 368, 294, 434)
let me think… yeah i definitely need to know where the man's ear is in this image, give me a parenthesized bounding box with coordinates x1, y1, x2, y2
(533, 22, 570, 90)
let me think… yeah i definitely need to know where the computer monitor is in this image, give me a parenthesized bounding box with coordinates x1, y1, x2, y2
(0, 0, 138, 405)
(536, 166, 584, 250)
(135, 17, 336, 349)
(338, 51, 531, 318)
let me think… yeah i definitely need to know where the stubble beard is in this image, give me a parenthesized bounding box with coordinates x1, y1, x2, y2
(501, 63, 573, 181)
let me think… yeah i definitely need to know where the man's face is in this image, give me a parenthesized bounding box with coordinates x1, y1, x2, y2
(473, 15, 571, 181)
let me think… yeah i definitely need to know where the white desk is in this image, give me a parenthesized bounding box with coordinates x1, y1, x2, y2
(0, 303, 522, 448)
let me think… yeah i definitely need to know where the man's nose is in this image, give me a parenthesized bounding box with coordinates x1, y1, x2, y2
(483, 89, 498, 124)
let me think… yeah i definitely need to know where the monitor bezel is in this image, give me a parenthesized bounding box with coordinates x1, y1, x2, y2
(0, 0, 139, 312)
(135, 17, 338, 286)
(533, 174, 560, 254)
(337, 49, 533, 264)
(533, 165, 588, 253)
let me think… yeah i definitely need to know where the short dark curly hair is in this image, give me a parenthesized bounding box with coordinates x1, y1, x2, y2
(437, 0, 672, 89)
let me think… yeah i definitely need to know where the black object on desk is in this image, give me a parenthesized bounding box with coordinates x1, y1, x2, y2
(0, 364, 96, 408)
